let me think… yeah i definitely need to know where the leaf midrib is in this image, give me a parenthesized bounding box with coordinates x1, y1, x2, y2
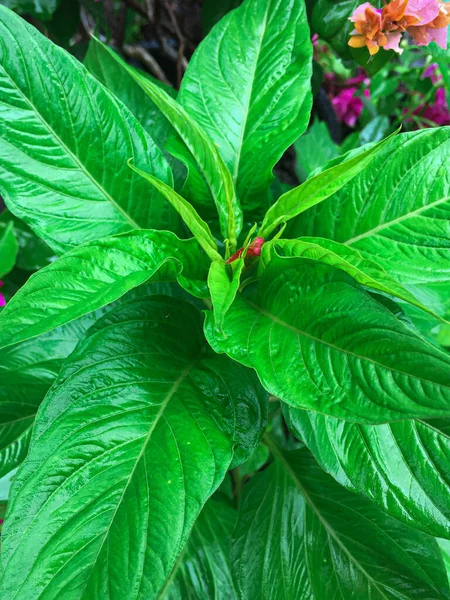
(21, 359, 198, 600)
(245, 299, 450, 397)
(344, 195, 450, 246)
(232, 6, 269, 183)
(0, 55, 140, 230)
(265, 439, 393, 600)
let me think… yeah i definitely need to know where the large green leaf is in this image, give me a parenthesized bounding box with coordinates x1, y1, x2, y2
(163, 496, 238, 600)
(205, 257, 450, 424)
(285, 406, 450, 539)
(0, 314, 100, 479)
(232, 443, 450, 599)
(95, 41, 242, 249)
(0, 220, 18, 278)
(178, 0, 312, 212)
(288, 129, 450, 315)
(260, 237, 444, 321)
(0, 296, 267, 599)
(128, 163, 221, 261)
(259, 131, 396, 238)
(0, 230, 210, 351)
(84, 38, 176, 151)
(0, 6, 177, 254)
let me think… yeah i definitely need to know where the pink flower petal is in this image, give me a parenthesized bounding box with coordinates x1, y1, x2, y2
(384, 31, 403, 53)
(405, 0, 440, 24)
(428, 24, 448, 49)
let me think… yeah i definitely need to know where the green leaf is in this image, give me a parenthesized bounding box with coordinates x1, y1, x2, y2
(259, 130, 397, 238)
(0, 0, 59, 20)
(208, 258, 245, 331)
(287, 129, 450, 315)
(0, 210, 54, 271)
(0, 221, 18, 278)
(0, 296, 267, 599)
(84, 38, 176, 151)
(0, 230, 210, 351)
(0, 314, 100, 479)
(260, 237, 445, 322)
(294, 120, 339, 182)
(232, 442, 450, 599)
(0, 7, 178, 254)
(128, 163, 221, 261)
(438, 538, 450, 582)
(95, 40, 242, 249)
(162, 497, 238, 599)
(178, 0, 313, 212)
(238, 443, 269, 476)
(285, 406, 450, 539)
(205, 257, 450, 424)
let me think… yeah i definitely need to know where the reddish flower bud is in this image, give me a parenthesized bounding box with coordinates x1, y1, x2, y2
(226, 237, 265, 264)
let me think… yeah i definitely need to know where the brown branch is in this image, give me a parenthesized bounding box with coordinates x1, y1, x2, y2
(122, 44, 172, 86)
(163, 0, 187, 86)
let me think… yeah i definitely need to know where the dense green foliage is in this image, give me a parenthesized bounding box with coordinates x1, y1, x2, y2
(0, 0, 449, 598)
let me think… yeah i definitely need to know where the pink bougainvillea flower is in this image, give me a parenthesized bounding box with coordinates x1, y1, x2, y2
(382, 0, 420, 31)
(348, 2, 388, 55)
(423, 61, 439, 82)
(407, 0, 450, 48)
(384, 31, 404, 52)
(0, 281, 5, 308)
(404, 0, 441, 24)
(332, 87, 369, 127)
(422, 88, 450, 125)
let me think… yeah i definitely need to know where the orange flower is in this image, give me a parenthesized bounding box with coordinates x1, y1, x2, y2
(348, 2, 387, 55)
(382, 0, 420, 31)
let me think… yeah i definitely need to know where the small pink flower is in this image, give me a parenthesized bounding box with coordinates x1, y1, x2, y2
(406, 0, 450, 48)
(404, 0, 441, 24)
(423, 62, 440, 82)
(331, 87, 369, 128)
(422, 88, 450, 125)
(0, 281, 5, 308)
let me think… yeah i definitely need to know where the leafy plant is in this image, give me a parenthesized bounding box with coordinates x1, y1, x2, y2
(0, 1, 450, 598)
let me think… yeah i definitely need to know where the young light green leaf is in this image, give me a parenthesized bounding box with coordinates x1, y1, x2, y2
(288, 128, 450, 316)
(129, 162, 221, 262)
(260, 237, 446, 322)
(84, 38, 176, 151)
(95, 40, 242, 248)
(0, 297, 267, 600)
(162, 497, 238, 600)
(0, 230, 210, 351)
(285, 406, 450, 539)
(232, 442, 450, 599)
(0, 314, 101, 480)
(0, 221, 18, 279)
(259, 130, 398, 239)
(178, 0, 313, 212)
(205, 257, 450, 424)
(208, 259, 245, 331)
(0, 7, 178, 254)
